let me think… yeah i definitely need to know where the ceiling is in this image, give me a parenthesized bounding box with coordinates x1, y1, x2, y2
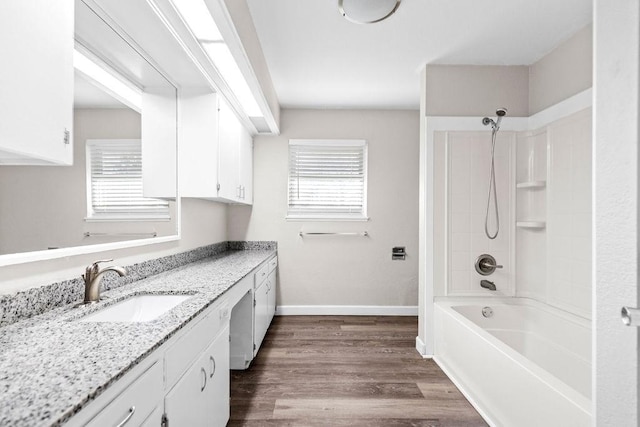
(246, 0, 593, 110)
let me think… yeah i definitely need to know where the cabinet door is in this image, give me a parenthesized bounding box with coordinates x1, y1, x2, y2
(238, 125, 253, 204)
(267, 270, 277, 324)
(254, 282, 270, 355)
(142, 86, 177, 199)
(179, 88, 219, 198)
(165, 325, 230, 427)
(217, 97, 241, 201)
(206, 325, 230, 426)
(0, 1, 73, 165)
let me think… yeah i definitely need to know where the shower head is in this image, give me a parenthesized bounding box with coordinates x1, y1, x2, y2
(494, 108, 508, 130)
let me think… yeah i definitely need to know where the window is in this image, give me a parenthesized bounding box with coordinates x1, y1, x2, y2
(288, 139, 368, 220)
(86, 139, 170, 221)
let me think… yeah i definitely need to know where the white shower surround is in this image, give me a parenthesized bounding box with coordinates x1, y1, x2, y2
(434, 298, 591, 426)
(417, 88, 592, 355)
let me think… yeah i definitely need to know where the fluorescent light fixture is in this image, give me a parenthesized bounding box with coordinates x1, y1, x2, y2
(202, 43, 261, 116)
(172, 0, 263, 118)
(73, 49, 142, 112)
(171, 0, 223, 42)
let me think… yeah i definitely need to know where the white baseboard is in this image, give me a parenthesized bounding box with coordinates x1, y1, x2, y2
(275, 305, 418, 316)
(415, 336, 432, 358)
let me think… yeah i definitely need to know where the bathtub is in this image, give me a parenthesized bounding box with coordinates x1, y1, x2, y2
(434, 298, 591, 426)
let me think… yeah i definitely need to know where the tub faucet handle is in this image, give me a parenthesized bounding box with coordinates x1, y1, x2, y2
(475, 254, 502, 276)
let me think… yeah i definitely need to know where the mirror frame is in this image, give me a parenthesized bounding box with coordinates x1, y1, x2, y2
(0, 1, 181, 268)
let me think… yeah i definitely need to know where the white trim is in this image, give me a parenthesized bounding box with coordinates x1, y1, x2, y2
(0, 234, 180, 267)
(433, 356, 496, 427)
(415, 335, 428, 356)
(276, 305, 418, 316)
(528, 88, 592, 130)
(289, 139, 367, 147)
(286, 216, 369, 222)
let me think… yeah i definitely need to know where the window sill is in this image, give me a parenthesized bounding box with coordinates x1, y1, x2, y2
(85, 215, 171, 222)
(286, 215, 370, 222)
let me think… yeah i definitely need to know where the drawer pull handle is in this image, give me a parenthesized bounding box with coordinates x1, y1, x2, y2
(116, 406, 135, 427)
(200, 367, 207, 391)
(210, 356, 216, 378)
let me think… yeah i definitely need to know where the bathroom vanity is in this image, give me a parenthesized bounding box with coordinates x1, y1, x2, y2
(0, 248, 277, 426)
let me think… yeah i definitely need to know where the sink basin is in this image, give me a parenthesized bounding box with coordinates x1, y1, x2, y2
(79, 294, 192, 323)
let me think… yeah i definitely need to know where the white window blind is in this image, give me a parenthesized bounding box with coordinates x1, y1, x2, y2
(86, 139, 170, 220)
(288, 139, 367, 220)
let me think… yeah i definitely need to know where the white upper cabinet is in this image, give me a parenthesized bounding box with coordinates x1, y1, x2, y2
(239, 122, 254, 204)
(217, 97, 241, 201)
(0, 1, 74, 165)
(142, 86, 178, 199)
(179, 90, 253, 205)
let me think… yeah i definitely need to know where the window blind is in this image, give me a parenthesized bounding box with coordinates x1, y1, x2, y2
(288, 140, 367, 219)
(86, 139, 169, 219)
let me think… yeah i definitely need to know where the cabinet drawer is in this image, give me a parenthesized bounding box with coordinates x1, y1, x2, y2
(254, 263, 269, 288)
(165, 301, 229, 387)
(87, 361, 163, 427)
(268, 256, 278, 273)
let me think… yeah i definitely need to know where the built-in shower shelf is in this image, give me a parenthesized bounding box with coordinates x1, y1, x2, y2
(516, 181, 546, 189)
(516, 221, 546, 229)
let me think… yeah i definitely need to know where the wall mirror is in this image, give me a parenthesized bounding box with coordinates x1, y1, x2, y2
(0, 0, 179, 265)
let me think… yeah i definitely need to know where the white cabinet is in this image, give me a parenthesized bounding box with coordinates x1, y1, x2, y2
(217, 96, 241, 201)
(253, 256, 277, 356)
(0, 1, 73, 165)
(180, 89, 253, 204)
(239, 123, 254, 203)
(142, 86, 178, 199)
(254, 279, 270, 354)
(165, 325, 230, 427)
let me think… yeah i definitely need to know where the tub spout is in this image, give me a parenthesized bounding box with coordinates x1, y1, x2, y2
(481, 280, 496, 291)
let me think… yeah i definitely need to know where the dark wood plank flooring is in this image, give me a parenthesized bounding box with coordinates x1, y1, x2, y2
(229, 316, 487, 426)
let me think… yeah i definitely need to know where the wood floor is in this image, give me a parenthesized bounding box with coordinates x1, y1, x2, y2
(229, 316, 487, 426)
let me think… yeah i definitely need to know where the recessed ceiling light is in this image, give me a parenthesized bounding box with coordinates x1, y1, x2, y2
(338, 0, 401, 24)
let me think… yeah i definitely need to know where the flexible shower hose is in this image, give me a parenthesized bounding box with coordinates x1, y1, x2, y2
(485, 129, 499, 239)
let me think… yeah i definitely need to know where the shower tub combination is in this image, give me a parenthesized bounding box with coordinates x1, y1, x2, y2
(434, 298, 591, 426)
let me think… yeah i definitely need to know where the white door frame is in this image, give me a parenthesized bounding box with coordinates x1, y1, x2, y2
(594, 1, 640, 425)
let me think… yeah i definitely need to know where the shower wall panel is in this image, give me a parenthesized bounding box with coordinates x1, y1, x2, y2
(444, 131, 516, 296)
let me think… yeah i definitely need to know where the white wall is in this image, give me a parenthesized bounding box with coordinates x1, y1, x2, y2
(594, 0, 640, 424)
(228, 108, 419, 311)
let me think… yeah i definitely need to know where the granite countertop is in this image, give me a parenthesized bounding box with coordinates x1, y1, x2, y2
(0, 249, 275, 426)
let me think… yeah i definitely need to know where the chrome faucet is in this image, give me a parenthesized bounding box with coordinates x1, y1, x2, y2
(480, 280, 497, 291)
(82, 259, 126, 304)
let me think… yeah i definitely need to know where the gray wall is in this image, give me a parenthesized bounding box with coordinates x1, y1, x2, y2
(228, 109, 420, 309)
(424, 65, 530, 117)
(0, 109, 176, 255)
(423, 24, 592, 117)
(529, 25, 593, 114)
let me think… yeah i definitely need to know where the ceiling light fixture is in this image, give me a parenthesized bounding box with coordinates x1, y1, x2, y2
(172, 0, 262, 118)
(73, 48, 142, 112)
(338, 0, 401, 24)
